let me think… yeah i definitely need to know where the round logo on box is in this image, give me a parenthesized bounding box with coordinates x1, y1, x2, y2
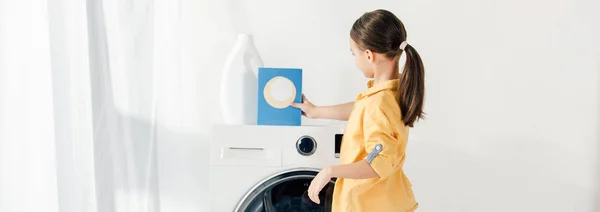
(263, 76, 296, 109)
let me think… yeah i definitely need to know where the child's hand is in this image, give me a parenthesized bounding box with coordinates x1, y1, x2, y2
(307, 167, 332, 204)
(290, 94, 319, 118)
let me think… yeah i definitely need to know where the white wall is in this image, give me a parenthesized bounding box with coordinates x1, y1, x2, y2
(157, 0, 600, 211)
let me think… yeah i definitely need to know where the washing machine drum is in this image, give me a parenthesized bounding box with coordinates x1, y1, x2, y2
(262, 178, 334, 212)
(235, 169, 336, 212)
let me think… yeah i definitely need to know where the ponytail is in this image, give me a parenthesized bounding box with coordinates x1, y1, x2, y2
(398, 44, 425, 127)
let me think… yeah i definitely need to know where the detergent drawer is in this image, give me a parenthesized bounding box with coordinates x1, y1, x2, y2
(210, 125, 282, 167)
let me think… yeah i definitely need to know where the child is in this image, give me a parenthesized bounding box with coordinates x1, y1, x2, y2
(290, 9, 425, 212)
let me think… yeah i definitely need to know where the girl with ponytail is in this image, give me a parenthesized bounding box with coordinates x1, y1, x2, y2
(291, 9, 425, 211)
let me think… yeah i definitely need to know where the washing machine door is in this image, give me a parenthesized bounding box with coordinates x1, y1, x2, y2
(234, 168, 336, 212)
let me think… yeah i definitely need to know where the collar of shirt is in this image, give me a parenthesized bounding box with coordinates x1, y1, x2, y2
(356, 79, 399, 101)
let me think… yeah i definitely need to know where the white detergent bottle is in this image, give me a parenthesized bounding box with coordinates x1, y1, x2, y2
(220, 34, 263, 125)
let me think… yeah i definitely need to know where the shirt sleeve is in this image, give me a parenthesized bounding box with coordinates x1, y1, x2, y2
(362, 105, 404, 179)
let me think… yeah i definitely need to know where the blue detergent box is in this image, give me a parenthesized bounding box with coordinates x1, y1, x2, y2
(257, 67, 302, 126)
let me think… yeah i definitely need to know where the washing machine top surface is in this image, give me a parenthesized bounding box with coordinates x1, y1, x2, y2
(210, 125, 344, 169)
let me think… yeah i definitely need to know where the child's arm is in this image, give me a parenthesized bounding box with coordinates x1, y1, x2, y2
(314, 102, 354, 121)
(290, 95, 354, 121)
(324, 160, 378, 179)
(307, 160, 378, 204)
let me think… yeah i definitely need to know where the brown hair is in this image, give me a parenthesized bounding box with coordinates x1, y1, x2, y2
(350, 9, 425, 127)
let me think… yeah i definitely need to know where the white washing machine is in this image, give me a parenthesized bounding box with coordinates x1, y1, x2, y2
(209, 125, 344, 212)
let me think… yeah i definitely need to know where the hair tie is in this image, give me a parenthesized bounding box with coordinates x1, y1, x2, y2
(399, 41, 408, 51)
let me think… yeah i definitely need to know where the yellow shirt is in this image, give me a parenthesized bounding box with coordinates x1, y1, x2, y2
(332, 79, 418, 212)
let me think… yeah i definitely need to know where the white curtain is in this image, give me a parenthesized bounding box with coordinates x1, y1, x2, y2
(0, 0, 182, 211)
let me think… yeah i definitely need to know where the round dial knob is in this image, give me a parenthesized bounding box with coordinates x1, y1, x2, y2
(296, 136, 317, 156)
